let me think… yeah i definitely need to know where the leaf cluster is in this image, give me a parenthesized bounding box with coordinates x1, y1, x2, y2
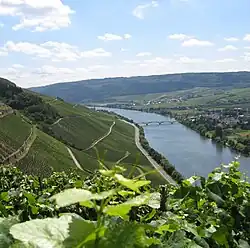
(0, 161, 249, 247)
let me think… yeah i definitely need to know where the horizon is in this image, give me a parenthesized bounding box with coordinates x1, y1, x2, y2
(1, 0, 250, 88)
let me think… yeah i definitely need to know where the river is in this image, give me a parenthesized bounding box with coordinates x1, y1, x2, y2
(99, 107, 250, 178)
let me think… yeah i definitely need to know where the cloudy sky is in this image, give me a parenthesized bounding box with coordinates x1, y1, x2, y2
(0, 0, 250, 88)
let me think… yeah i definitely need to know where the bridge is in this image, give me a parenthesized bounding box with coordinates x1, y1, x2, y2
(138, 120, 177, 126)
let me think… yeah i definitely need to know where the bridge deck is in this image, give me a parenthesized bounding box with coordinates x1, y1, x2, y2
(138, 120, 177, 125)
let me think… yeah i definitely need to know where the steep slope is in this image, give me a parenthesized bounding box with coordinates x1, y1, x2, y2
(0, 113, 31, 163)
(0, 78, 165, 184)
(42, 96, 165, 184)
(30, 71, 250, 103)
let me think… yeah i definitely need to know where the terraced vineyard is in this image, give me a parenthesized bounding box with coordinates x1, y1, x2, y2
(51, 115, 114, 149)
(0, 114, 31, 162)
(44, 98, 165, 184)
(0, 80, 167, 185)
(16, 129, 81, 178)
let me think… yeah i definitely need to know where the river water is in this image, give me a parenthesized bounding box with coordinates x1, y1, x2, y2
(100, 108, 250, 178)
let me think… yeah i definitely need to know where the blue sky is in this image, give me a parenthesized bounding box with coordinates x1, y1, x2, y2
(0, 0, 250, 88)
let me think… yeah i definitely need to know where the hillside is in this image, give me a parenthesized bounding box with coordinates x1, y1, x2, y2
(0, 78, 165, 184)
(30, 71, 250, 103)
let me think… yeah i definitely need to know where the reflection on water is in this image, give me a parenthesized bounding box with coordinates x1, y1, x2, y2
(215, 142, 223, 154)
(98, 107, 250, 178)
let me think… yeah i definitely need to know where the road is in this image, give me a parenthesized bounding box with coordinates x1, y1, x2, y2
(85, 121, 116, 151)
(66, 147, 83, 171)
(122, 120, 177, 185)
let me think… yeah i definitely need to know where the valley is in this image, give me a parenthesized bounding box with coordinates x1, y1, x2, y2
(0, 78, 166, 185)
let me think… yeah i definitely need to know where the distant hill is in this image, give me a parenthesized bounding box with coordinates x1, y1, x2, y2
(30, 71, 250, 103)
(0, 77, 164, 184)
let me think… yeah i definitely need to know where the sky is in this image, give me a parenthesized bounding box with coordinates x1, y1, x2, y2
(0, 0, 250, 88)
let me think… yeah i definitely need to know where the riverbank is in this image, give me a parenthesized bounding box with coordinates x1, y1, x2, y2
(95, 107, 250, 178)
(144, 108, 250, 157)
(122, 119, 177, 185)
(98, 109, 183, 184)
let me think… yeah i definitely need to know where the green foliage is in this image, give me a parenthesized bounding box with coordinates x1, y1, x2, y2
(0, 78, 60, 129)
(0, 160, 249, 247)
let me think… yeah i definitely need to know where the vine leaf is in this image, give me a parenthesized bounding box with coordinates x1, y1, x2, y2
(50, 188, 115, 208)
(114, 174, 150, 192)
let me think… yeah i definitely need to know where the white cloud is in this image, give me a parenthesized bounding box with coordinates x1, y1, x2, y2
(98, 33, 132, 41)
(144, 57, 171, 66)
(0, 22, 4, 28)
(177, 56, 206, 63)
(214, 58, 237, 63)
(98, 33, 123, 41)
(1, 41, 111, 60)
(88, 65, 110, 71)
(12, 64, 24, 68)
(121, 48, 128, 52)
(4, 41, 51, 57)
(244, 46, 250, 50)
(33, 65, 74, 76)
(182, 38, 214, 47)
(0, 0, 74, 32)
(133, 1, 158, 19)
(243, 52, 250, 61)
(243, 34, 250, 41)
(124, 60, 141, 64)
(124, 34, 132, 39)
(136, 52, 152, 57)
(218, 45, 238, 52)
(81, 48, 111, 58)
(224, 37, 239, 42)
(0, 49, 8, 56)
(41, 41, 81, 61)
(168, 33, 191, 40)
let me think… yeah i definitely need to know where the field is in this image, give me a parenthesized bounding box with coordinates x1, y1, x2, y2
(147, 87, 250, 109)
(103, 87, 250, 110)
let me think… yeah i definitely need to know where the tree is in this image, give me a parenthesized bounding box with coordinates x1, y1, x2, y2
(215, 124, 223, 139)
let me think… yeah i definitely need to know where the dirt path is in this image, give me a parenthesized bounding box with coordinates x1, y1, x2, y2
(122, 120, 177, 185)
(52, 117, 64, 126)
(116, 151, 130, 164)
(85, 121, 116, 151)
(66, 147, 83, 171)
(4, 126, 37, 165)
